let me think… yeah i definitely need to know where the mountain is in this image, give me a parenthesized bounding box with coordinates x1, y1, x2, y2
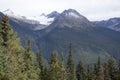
(3, 9, 23, 19)
(28, 11, 59, 26)
(94, 18, 120, 31)
(3, 9, 49, 30)
(35, 9, 120, 64)
(44, 9, 95, 33)
(47, 11, 60, 18)
(1, 9, 120, 65)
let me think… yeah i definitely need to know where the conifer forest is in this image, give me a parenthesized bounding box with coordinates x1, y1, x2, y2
(0, 16, 120, 80)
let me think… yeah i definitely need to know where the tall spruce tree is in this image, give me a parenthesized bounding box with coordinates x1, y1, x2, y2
(42, 67, 49, 80)
(93, 63, 97, 79)
(117, 59, 120, 80)
(67, 43, 76, 80)
(118, 59, 120, 72)
(104, 63, 111, 80)
(36, 50, 43, 70)
(96, 56, 104, 80)
(0, 16, 24, 80)
(0, 27, 8, 80)
(76, 60, 86, 80)
(107, 57, 116, 80)
(23, 40, 40, 80)
(36, 49, 43, 80)
(60, 53, 67, 80)
(49, 51, 61, 80)
(86, 65, 95, 80)
(86, 65, 91, 80)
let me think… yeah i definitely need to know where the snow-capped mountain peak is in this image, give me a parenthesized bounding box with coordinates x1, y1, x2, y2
(3, 9, 26, 20)
(28, 15, 54, 25)
(62, 9, 83, 18)
(47, 11, 60, 18)
(3, 9, 14, 16)
(3, 9, 56, 27)
(27, 12, 59, 25)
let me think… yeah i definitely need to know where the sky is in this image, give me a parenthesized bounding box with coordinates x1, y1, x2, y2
(0, 0, 120, 21)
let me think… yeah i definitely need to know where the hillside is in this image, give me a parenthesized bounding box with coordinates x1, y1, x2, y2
(1, 9, 120, 65)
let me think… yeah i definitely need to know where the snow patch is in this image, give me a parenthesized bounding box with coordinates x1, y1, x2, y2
(66, 12, 80, 18)
(3, 9, 26, 20)
(3, 9, 14, 16)
(27, 15, 54, 25)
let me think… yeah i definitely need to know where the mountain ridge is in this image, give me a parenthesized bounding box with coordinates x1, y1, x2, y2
(1, 9, 120, 65)
(94, 17, 120, 31)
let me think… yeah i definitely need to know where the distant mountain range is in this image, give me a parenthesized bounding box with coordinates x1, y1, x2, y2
(94, 18, 120, 31)
(3, 9, 120, 32)
(3, 9, 60, 30)
(1, 9, 120, 65)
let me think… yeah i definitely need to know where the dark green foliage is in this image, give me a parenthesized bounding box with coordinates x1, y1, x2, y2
(60, 53, 67, 80)
(36, 50, 43, 80)
(118, 59, 120, 72)
(42, 67, 49, 80)
(37, 26, 120, 65)
(93, 63, 97, 77)
(76, 60, 86, 80)
(0, 16, 40, 80)
(67, 43, 75, 72)
(96, 56, 104, 80)
(36, 50, 43, 70)
(2, 12, 120, 65)
(1, 12, 120, 66)
(23, 40, 40, 80)
(0, 16, 120, 80)
(107, 57, 116, 80)
(0, 16, 24, 80)
(67, 43, 76, 80)
(104, 63, 111, 80)
(0, 16, 10, 46)
(48, 51, 61, 80)
(0, 29, 8, 80)
(86, 65, 95, 80)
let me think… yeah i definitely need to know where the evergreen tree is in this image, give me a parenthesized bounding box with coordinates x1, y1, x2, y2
(49, 51, 61, 80)
(60, 53, 65, 69)
(86, 65, 91, 80)
(96, 56, 104, 80)
(0, 16, 24, 80)
(36, 49, 43, 80)
(1, 15, 120, 80)
(107, 57, 116, 80)
(0, 29, 8, 80)
(42, 67, 49, 80)
(104, 63, 111, 80)
(36, 50, 43, 70)
(114, 60, 120, 80)
(23, 40, 40, 80)
(67, 43, 76, 80)
(76, 60, 86, 80)
(93, 63, 97, 79)
(86, 65, 95, 80)
(60, 53, 67, 80)
(117, 59, 120, 79)
(118, 59, 120, 72)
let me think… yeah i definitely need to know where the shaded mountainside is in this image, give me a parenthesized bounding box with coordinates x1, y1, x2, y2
(1, 9, 120, 65)
(35, 9, 120, 64)
(0, 11, 38, 51)
(36, 24, 120, 65)
(94, 17, 120, 31)
(0, 15, 120, 80)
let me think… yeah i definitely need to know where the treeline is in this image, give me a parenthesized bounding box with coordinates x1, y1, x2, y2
(0, 16, 120, 80)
